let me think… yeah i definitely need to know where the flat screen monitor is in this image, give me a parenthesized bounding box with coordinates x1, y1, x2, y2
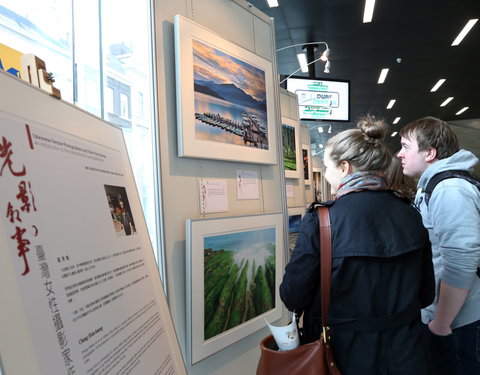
(286, 76, 350, 122)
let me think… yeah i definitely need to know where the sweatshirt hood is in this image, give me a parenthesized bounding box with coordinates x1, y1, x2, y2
(418, 149, 479, 189)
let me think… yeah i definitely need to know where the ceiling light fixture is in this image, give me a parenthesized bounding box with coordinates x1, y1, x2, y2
(363, 0, 376, 23)
(440, 97, 454, 107)
(297, 53, 309, 73)
(393, 117, 401, 124)
(324, 60, 331, 74)
(266, 0, 279, 8)
(277, 41, 331, 84)
(320, 48, 330, 61)
(430, 79, 446, 92)
(386, 99, 396, 109)
(456, 107, 469, 115)
(391, 131, 398, 137)
(451, 19, 478, 46)
(377, 68, 389, 84)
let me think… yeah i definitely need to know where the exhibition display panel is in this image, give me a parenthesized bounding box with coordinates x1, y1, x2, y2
(0, 71, 186, 375)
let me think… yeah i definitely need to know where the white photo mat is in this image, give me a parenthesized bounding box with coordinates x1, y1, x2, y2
(174, 15, 278, 165)
(185, 213, 284, 364)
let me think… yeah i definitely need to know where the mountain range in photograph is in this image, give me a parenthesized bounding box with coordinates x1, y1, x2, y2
(194, 79, 267, 112)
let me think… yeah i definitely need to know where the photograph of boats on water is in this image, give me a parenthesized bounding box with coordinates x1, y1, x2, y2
(193, 39, 268, 148)
(186, 213, 284, 364)
(174, 15, 278, 165)
(281, 117, 302, 179)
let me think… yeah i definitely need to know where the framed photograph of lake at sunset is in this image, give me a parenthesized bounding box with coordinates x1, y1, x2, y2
(174, 15, 278, 165)
(185, 213, 284, 364)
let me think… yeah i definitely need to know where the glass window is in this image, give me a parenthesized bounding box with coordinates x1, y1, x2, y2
(120, 92, 129, 118)
(0, 0, 162, 268)
(105, 86, 114, 115)
(0, 0, 74, 101)
(73, 0, 101, 117)
(138, 92, 144, 118)
(100, 0, 159, 264)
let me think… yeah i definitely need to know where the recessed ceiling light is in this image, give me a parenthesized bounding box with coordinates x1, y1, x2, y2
(391, 132, 398, 137)
(297, 53, 309, 73)
(393, 117, 401, 124)
(363, 0, 376, 23)
(377, 68, 389, 84)
(456, 107, 469, 115)
(266, 0, 279, 7)
(386, 99, 396, 109)
(440, 97, 454, 107)
(430, 79, 446, 92)
(451, 19, 478, 46)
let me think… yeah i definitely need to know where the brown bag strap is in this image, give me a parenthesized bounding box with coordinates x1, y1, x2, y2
(317, 206, 332, 328)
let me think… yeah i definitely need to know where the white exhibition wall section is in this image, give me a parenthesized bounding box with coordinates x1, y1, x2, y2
(280, 88, 313, 208)
(153, 0, 290, 374)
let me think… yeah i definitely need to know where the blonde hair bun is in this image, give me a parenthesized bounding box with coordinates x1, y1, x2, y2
(326, 114, 392, 172)
(357, 115, 388, 141)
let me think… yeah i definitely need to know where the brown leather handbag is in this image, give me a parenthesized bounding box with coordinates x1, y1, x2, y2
(256, 206, 341, 375)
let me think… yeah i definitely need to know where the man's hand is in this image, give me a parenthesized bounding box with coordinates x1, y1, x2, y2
(428, 319, 452, 336)
(429, 281, 469, 336)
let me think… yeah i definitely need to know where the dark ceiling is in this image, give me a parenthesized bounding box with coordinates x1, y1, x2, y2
(247, 0, 480, 152)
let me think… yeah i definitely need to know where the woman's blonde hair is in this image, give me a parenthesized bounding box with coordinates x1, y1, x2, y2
(326, 115, 392, 171)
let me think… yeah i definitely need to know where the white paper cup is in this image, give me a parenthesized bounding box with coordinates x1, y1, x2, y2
(265, 312, 300, 351)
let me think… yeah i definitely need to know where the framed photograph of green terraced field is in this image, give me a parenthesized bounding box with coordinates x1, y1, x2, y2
(186, 213, 284, 364)
(281, 117, 302, 179)
(174, 14, 278, 165)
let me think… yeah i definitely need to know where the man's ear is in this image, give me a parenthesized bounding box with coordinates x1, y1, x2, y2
(425, 147, 437, 162)
(339, 160, 352, 177)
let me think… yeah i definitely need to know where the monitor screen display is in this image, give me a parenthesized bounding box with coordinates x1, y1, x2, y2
(286, 77, 350, 122)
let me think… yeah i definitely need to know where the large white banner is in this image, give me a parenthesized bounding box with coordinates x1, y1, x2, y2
(0, 114, 183, 375)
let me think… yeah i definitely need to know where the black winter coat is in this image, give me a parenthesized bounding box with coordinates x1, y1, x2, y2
(280, 190, 435, 375)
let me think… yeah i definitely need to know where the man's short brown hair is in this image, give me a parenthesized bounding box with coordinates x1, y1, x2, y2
(399, 116, 459, 159)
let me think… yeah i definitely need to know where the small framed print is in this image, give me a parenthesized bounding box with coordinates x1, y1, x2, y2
(281, 117, 302, 179)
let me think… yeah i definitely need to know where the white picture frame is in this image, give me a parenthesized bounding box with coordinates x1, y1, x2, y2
(174, 15, 278, 165)
(281, 117, 302, 179)
(185, 213, 284, 364)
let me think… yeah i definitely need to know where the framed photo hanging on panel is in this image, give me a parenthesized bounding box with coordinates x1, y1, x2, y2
(302, 144, 312, 184)
(281, 117, 302, 179)
(174, 15, 278, 165)
(287, 206, 305, 257)
(185, 213, 284, 364)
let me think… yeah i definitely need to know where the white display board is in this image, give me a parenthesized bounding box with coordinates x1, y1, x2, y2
(0, 71, 186, 375)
